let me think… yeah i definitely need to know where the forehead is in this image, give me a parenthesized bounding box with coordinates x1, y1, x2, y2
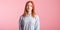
(27, 2, 32, 6)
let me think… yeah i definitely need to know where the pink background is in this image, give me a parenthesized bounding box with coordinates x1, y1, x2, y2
(0, 0, 60, 30)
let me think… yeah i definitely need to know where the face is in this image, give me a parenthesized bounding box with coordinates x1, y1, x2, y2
(27, 2, 33, 12)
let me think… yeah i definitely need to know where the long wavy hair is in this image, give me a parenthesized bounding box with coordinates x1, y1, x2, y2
(23, 1, 36, 17)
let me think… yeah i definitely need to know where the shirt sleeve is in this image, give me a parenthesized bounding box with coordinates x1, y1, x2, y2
(19, 16, 22, 30)
(34, 15, 40, 30)
(19, 16, 24, 30)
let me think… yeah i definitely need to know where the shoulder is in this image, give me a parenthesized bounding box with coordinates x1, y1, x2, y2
(19, 15, 24, 20)
(34, 15, 39, 19)
(34, 15, 39, 21)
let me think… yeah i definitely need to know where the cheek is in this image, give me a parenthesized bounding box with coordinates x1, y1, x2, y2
(26, 6, 28, 9)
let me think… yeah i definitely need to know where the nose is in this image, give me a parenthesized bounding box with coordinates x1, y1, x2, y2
(28, 6, 30, 10)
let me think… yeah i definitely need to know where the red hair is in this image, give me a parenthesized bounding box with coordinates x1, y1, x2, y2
(23, 1, 36, 17)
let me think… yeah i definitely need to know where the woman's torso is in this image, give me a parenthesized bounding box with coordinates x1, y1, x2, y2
(20, 14, 38, 30)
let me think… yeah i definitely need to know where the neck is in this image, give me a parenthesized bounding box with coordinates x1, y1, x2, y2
(28, 11, 31, 15)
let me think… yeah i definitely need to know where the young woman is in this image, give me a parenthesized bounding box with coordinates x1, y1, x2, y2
(19, 1, 40, 30)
